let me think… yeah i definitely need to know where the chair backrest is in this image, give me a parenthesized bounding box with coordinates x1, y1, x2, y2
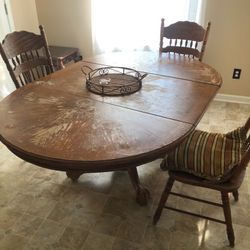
(159, 19, 211, 61)
(0, 25, 54, 89)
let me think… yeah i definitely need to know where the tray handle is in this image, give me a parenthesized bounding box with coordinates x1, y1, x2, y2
(81, 65, 93, 76)
(139, 73, 148, 80)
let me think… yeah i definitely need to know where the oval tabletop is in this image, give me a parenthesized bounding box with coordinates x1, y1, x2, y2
(0, 52, 221, 173)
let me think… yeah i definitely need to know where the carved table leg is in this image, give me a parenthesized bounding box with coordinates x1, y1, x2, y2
(127, 167, 150, 206)
(66, 170, 85, 182)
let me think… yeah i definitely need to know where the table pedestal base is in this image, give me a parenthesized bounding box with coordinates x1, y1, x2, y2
(128, 167, 150, 206)
(66, 167, 150, 206)
(66, 170, 85, 182)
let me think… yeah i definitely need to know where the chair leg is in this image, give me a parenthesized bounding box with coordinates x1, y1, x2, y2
(232, 190, 239, 202)
(221, 191, 235, 247)
(153, 177, 174, 225)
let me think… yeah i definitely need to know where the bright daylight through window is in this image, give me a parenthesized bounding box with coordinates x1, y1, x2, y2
(91, 0, 203, 54)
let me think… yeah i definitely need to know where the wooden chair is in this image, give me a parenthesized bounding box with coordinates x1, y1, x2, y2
(159, 19, 211, 61)
(153, 117, 250, 247)
(0, 25, 54, 89)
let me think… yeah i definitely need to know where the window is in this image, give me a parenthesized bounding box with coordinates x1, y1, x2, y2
(91, 0, 203, 54)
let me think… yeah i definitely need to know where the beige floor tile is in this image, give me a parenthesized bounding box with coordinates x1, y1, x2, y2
(0, 207, 23, 231)
(0, 188, 17, 207)
(6, 193, 36, 213)
(91, 213, 123, 236)
(81, 232, 115, 250)
(103, 196, 152, 223)
(116, 218, 147, 244)
(29, 219, 65, 244)
(26, 197, 58, 218)
(169, 230, 200, 250)
(55, 226, 88, 250)
(142, 225, 171, 250)
(68, 210, 100, 230)
(47, 202, 75, 226)
(233, 224, 250, 249)
(11, 213, 43, 238)
(0, 234, 27, 250)
(231, 206, 250, 227)
(112, 238, 140, 250)
(77, 171, 122, 194)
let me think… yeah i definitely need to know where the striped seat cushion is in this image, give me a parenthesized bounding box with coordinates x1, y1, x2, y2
(161, 127, 246, 181)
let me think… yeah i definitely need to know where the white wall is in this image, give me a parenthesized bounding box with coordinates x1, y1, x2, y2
(203, 0, 250, 97)
(0, 0, 12, 39)
(10, 0, 39, 32)
(35, 0, 93, 57)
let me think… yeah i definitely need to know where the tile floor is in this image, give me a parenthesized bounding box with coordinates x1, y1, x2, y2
(0, 101, 249, 250)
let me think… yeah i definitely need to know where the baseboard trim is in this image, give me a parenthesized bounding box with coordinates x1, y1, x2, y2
(214, 94, 250, 104)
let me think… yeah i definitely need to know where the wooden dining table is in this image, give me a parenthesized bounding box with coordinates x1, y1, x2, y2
(0, 51, 222, 205)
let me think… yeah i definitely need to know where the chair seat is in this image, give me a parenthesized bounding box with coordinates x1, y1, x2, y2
(161, 127, 247, 182)
(169, 168, 246, 192)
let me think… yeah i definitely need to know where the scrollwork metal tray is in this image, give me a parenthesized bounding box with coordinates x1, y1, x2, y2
(82, 66, 147, 96)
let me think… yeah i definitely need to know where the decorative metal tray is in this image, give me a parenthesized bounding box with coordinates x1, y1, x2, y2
(82, 66, 147, 96)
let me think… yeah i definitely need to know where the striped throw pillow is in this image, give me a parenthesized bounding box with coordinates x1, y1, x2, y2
(161, 127, 246, 181)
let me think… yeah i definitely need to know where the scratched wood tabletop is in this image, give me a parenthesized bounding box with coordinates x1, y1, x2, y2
(0, 52, 222, 204)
